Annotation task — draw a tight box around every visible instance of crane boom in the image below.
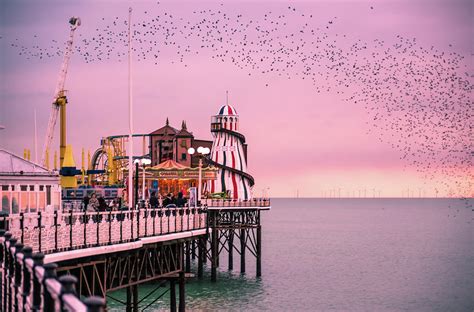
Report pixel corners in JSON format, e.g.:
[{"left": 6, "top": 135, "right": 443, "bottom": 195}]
[{"left": 42, "top": 17, "right": 81, "bottom": 167}]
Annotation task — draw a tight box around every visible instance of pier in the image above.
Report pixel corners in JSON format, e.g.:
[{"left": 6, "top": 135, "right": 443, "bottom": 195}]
[{"left": 0, "top": 199, "right": 270, "bottom": 311}]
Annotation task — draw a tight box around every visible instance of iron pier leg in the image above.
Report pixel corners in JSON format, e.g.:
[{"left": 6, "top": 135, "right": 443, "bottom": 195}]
[
  {"left": 185, "top": 241, "right": 191, "bottom": 273},
  {"left": 211, "top": 227, "right": 218, "bottom": 282},
  {"left": 126, "top": 286, "right": 132, "bottom": 312},
  {"left": 228, "top": 229, "right": 234, "bottom": 271},
  {"left": 170, "top": 279, "right": 177, "bottom": 312},
  {"left": 256, "top": 224, "right": 262, "bottom": 277},
  {"left": 132, "top": 284, "right": 138, "bottom": 312},
  {"left": 178, "top": 271, "right": 185, "bottom": 312},
  {"left": 191, "top": 240, "right": 196, "bottom": 260},
  {"left": 197, "top": 237, "right": 204, "bottom": 278},
  {"left": 202, "top": 238, "right": 207, "bottom": 264},
  {"left": 240, "top": 228, "right": 246, "bottom": 274}
]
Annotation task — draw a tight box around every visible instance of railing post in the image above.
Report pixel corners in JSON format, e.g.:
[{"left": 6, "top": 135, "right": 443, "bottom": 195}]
[
  {"left": 14, "top": 243, "right": 24, "bottom": 312},
  {"left": 0, "top": 230, "right": 5, "bottom": 311},
  {"left": 21, "top": 246, "right": 33, "bottom": 311},
  {"left": 42, "top": 263, "right": 58, "bottom": 312},
  {"left": 54, "top": 211, "right": 59, "bottom": 252},
  {"left": 120, "top": 209, "right": 123, "bottom": 243},
  {"left": 2, "top": 232, "right": 12, "bottom": 312},
  {"left": 108, "top": 210, "right": 112, "bottom": 245},
  {"left": 144, "top": 207, "right": 148, "bottom": 237},
  {"left": 83, "top": 296, "right": 106, "bottom": 312},
  {"left": 20, "top": 212, "right": 24, "bottom": 243},
  {"left": 59, "top": 275, "right": 77, "bottom": 311},
  {"left": 136, "top": 208, "right": 140, "bottom": 240},
  {"left": 96, "top": 211, "right": 100, "bottom": 246},
  {"left": 31, "top": 253, "right": 45, "bottom": 311},
  {"left": 83, "top": 210, "right": 88, "bottom": 248},
  {"left": 37, "top": 212, "right": 42, "bottom": 253},
  {"left": 69, "top": 209, "right": 73, "bottom": 250},
  {"left": 130, "top": 209, "right": 134, "bottom": 241},
  {"left": 7, "top": 238, "right": 18, "bottom": 312}
]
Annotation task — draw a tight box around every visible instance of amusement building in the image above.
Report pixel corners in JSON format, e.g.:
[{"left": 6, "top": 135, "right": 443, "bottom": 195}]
[{"left": 1, "top": 103, "right": 255, "bottom": 212}]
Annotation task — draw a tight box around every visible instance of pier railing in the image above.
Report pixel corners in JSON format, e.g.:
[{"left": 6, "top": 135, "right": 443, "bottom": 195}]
[
  {"left": 0, "top": 207, "right": 206, "bottom": 254},
  {"left": 1, "top": 231, "right": 106, "bottom": 311},
  {"left": 204, "top": 198, "right": 271, "bottom": 208}
]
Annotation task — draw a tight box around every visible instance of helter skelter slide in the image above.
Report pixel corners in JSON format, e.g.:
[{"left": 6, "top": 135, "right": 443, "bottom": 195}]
[{"left": 206, "top": 104, "right": 255, "bottom": 200}]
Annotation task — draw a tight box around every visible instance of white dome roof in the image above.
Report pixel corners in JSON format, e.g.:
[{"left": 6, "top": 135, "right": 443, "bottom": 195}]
[{"left": 217, "top": 104, "right": 238, "bottom": 116}]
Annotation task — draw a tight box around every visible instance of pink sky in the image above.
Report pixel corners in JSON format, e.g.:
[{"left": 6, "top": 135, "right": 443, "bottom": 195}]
[{"left": 0, "top": 0, "right": 472, "bottom": 197}]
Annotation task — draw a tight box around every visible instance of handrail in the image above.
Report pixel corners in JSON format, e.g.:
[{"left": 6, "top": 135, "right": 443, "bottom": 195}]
[
  {"left": 0, "top": 231, "right": 105, "bottom": 311},
  {"left": 0, "top": 206, "right": 207, "bottom": 254}
]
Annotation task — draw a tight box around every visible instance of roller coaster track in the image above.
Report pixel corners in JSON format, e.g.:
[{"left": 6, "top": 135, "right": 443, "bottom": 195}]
[{"left": 208, "top": 127, "right": 255, "bottom": 187}]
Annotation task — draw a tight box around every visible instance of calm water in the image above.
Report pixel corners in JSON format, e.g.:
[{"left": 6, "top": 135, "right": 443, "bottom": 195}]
[{"left": 108, "top": 198, "right": 473, "bottom": 311}]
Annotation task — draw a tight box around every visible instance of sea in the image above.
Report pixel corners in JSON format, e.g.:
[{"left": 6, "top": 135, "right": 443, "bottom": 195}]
[{"left": 108, "top": 198, "right": 474, "bottom": 311}]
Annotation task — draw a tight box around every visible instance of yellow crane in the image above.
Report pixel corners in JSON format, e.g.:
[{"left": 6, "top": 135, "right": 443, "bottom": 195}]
[{"left": 42, "top": 17, "right": 81, "bottom": 187}]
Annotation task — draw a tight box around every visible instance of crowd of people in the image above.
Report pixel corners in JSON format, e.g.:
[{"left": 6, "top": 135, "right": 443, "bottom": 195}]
[{"left": 82, "top": 191, "right": 188, "bottom": 212}]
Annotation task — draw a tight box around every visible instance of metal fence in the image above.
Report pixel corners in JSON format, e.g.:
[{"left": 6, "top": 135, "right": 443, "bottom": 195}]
[
  {"left": 0, "top": 207, "right": 207, "bottom": 254},
  {"left": 1, "top": 231, "right": 106, "bottom": 311},
  {"left": 204, "top": 198, "right": 271, "bottom": 208}
]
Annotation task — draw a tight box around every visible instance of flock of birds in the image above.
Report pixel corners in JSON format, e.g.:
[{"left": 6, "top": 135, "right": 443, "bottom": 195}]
[{"left": 4, "top": 3, "right": 473, "bottom": 200}]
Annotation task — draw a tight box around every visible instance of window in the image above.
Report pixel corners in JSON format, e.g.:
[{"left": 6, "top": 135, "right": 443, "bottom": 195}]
[
  {"left": 46, "top": 186, "right": 51, "bottom": 205},
  {"left": 181, "top": 153, "right": 187, "bottom": 160},
  {"left": 1, "top": 185, "right": 8, "bottom": 191},
  {"left": 39, "top": 185, "right": 44, "bottom": 191},
  {"left": 11, "top": 185, "right": 15, "bottom": 191},
  {"left": 29, "top": 185, "right": 35, "bottom": 191},
  {"left": 20, "top": 185, "right": 28, "bottom": 191}
]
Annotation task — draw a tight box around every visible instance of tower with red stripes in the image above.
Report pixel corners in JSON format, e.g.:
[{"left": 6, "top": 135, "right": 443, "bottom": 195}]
[{"left": 206, "top": 104, "right": 254, "bottom": 200}]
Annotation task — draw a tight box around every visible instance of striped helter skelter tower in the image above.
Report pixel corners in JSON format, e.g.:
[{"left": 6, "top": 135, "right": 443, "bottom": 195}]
[{"left": 206, "top": 104, "right": 254, "bottom": 200}]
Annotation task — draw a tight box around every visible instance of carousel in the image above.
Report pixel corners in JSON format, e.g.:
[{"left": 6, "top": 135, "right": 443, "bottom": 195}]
[{"left": 135, "top": 159, "right": 218, "bottom": 198}]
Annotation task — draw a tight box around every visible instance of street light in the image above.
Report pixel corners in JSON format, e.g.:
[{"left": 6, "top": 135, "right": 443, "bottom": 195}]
[
  {"left": 188, "top": 146, "right": 210, "bottom": 203},
  {"left": 134, "top": 158, "right": 151, "bottom": 201}
]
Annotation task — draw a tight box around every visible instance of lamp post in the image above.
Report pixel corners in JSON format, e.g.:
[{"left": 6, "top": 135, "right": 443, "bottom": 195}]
[
  {"left": 188, "top": 146, "right": 210, "bottom": 204},
  {"left": 134, "top": 158, "right": 151, "bottom": 201}
]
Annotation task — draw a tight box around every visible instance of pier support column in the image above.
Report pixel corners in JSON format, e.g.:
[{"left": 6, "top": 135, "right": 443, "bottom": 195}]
[
  {"left": 198, "top": 237, "right": 204, "bottom": 278},
  {"left": 211, "top": 228, "right": 218, "bottom": 282},
  {"left": 170, "top": 279, "right": 176, "bottom": 312},
  {"left": 228, "top": 229, "right": 234, "bottom": 271},
  {"left": 126, "top": 286, "right": 132, "bottom": 312},
  {"left": 132, "top": 284, "right": 138, "bottom": 312},
  {"left": 240, "top": 228, "right": 246, "bottom": 274},
  {"left": 185, "top": 241, "right": 191, "bottom": 273},
  {"left": 256, "top": 224, "right": 262, "bottom": 277},
  {"left": 178, "top": 271, "right": 185, "bottom": 312},
  {"left": 191, "top": 240, "right": 196, "bottom": 260}
]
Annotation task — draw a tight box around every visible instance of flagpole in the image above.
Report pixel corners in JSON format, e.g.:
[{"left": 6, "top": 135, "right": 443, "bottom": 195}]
[{"left": 128, "top": 7, "right": 134, "bottom": 208}]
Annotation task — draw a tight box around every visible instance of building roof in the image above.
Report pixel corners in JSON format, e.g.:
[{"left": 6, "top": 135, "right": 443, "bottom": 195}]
[
  {"left": 0, "top": 149, "right": 55, "bottom": 176},
  {"left": 176, "top": 121, "right": 193, "bottom": 138},
  {"left": 150, "top": 159, "right": 189, "bottom": 170},
  {"left": 150, "top": 118, "right": 178, "bottom": 136},
  {"left": 217, "top": 104, "right": 238, "bottom": 116}
]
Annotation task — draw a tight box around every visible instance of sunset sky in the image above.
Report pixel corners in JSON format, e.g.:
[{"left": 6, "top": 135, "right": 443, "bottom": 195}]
[{"left": 0, "top": 0, "right": 472, "bottom": 197}]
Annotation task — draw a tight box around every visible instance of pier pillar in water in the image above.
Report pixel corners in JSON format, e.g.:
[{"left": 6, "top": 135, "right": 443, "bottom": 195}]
[
  {"left": 228, "top": 229, "right": 234, "bottom": 271},
  {"left": 257, "top": 224, "right": 262, "bottom": 277},
  {"left": 185, "top": 241, "right": 191, "bottom": 273},
  {"left": 240, "top": 228, "right": 246, "bottom": 274},
  {"left": 132, "top": 284, "right": 138, "bottom": 312},
  {"left": 178, "top": 271, "right": 185, "bottom": 312},
  {"left": 211, "top": 227, "right": 218, "bottom": 282},
  {"left": 191, "top": 240, "right": 196, "bottom": 260},
  {"left": 126, "top": 286, "right": 131, "bottom": 312},
  {"left": 198, "top": 237, "right": 204, "bottom": 278},
  {"left": 170, "top": 279, "right": 177, "bottom": 312}
]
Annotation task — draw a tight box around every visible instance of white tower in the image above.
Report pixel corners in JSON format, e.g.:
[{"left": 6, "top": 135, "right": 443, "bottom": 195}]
[{"left": 207, "top": 104, "right": 253, "bottom": 200}]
